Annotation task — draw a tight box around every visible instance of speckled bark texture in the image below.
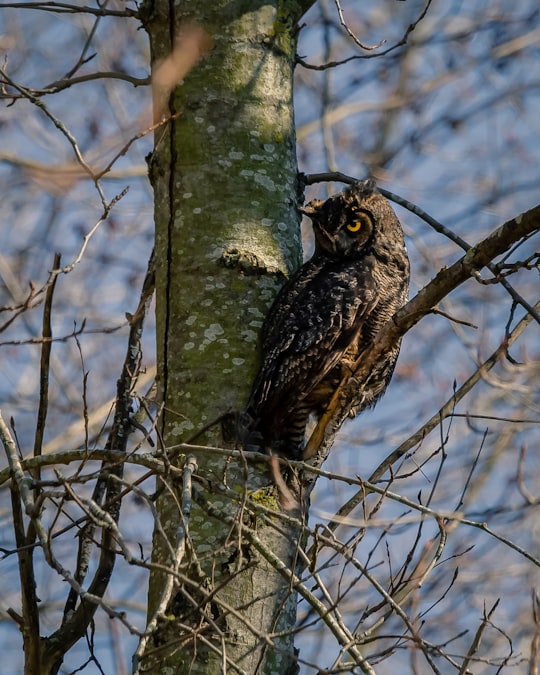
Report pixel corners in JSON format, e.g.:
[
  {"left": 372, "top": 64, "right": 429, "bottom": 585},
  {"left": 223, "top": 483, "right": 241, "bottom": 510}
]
[{"left": 140, "top": 1, "right": 304, "bottom": 673}]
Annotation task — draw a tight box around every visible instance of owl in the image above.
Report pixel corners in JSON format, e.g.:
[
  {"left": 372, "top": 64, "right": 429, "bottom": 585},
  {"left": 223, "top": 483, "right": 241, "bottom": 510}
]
[{"left": 244, "top": 179, "right": 410, "bottom": 460}]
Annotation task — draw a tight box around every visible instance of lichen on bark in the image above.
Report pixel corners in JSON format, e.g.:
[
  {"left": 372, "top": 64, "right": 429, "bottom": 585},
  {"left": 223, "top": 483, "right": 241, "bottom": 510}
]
[{"left": 141, "top": 1, "right": 305, "bottom": 672}]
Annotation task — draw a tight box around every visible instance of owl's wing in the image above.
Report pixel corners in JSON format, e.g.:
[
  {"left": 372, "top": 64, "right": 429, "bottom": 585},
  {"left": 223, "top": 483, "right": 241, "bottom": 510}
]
[
  {"left": 258, "top": 258, "right": 321, "bottom": 352},
  {"left": 249, "top": 258, "right": 378, "bottom": 416}
]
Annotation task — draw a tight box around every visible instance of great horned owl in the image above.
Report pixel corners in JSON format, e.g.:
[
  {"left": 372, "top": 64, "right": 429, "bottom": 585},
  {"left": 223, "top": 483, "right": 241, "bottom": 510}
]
[{"left": 245, "top": 179, "right": 410, "bottom": 459}]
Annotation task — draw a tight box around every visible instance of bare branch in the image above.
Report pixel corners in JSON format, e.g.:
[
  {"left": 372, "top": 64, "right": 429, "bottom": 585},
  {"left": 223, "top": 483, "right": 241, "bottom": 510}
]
[
  {"left": 40, "top": 251, "right": 155, "bottom": 670},
  {"left": 33, "top": 252, "right": 61, "bottom": 470},
  {"left": 133, "top": 455, "right": 198, "bottom": 673},
  {"left": 2, "top": 412, "right": 42, "bottom": 673},
  {"left": 22, "top": 70, "right": 150, "bottom": 97},
  {"left": 321, "top": 298, "right": 540, "bottom": 533},
  {"left": 192, "top": 484, "right": 377, "bottom": 675},
  {"left": 0, "top": 412, "right": 35, "bottom": 515},
  {"left": 0, "top": 2, "right": 138, "bottom": 17}
]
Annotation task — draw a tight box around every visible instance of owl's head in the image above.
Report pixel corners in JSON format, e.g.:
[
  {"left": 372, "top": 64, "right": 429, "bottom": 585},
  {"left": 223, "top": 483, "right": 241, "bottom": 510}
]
[{"left": 303, "top": 179, "right": 402, "bottom": 260}]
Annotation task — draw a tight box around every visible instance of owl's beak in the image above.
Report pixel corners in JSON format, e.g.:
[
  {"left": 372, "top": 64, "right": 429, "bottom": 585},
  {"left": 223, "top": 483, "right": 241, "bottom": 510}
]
[{"left": 312, "top": 220, "right": 334, "bottom": 252}]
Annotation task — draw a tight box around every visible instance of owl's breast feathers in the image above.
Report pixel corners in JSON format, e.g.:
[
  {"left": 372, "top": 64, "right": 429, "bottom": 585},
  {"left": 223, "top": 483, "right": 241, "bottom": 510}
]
[{"left": 248, "top": 253, "right": 381, "bottom": 420}]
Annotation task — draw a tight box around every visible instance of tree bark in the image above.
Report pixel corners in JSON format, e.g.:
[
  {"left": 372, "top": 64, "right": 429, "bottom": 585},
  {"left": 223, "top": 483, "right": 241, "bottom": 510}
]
[{"left": 140, "top": 1, "right": 304, "bottom": 672}]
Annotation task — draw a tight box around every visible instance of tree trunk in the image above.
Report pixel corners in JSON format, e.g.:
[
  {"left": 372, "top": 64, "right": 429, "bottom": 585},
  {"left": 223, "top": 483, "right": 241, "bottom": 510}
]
[{"left": 140, "top": 1, "right": 304, "bottom": 672}]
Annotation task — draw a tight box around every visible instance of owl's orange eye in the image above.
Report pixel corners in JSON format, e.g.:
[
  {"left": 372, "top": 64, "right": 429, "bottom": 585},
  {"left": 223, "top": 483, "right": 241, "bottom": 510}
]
[{"left": 347, "top": 220, "right": 362, "bottom": 233}]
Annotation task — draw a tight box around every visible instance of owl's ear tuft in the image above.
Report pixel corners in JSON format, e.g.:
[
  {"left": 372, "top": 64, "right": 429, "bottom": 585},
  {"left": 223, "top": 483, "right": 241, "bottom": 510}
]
[
  {"left": 301, "top": 199, "right": 325, "bottom": 219},
  {"left": 347, "top": 179, "right": 377, "bottom": 202}
]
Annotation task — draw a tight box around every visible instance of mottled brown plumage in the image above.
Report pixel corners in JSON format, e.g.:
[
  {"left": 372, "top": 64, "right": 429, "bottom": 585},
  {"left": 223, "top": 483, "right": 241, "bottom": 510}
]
[{"left": 245, "top": 179, "right": 410, "bottom": 459}]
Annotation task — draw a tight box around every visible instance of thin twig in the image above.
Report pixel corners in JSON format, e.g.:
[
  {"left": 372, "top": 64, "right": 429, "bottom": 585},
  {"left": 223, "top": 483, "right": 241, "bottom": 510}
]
[
  {"left": 192, "top": 485, "right": 377, "bottom": 675},
  {"left": 63, "top": 1, "right": 103, "bottom": 80},
  {"left": 95, "top": 115, "right": 181, "bottom": 180},
  {"left": 318, "top": 298, "right": 539, "bottom": 537},
  {"left": 431, "top": 307, "right": 478, "bottom": 329},
  {"left": 458, "top": 600, "right": 500, "bottom": 675},
  {"left": 60, "top": 187, "right": 129, "bottom": 275},
  {"left": 33, "top": 71, "right": 149, "bottom": 95},
  {"left": 333, "top": 0, "right": 386, "bottom": 51},
  {"left": 132, "top": 455, "right": 198, "bottom": 673},
  {"left": 297, "top": 0, "right": 433, "bottom": 69},
  {"left": 0, "top": 2, "right": 138, "bottom": 17},
  {"left": 33, "top": 252, "right": 61, "bottom": 474},
  {"left": 0, "top": 66, "right": 107, "bottom": 206},
  {"left": 0, "top": 411, "right": 34, "bottom": 514},
  {"left": 0, "top": 320, "right": 130, "bottom": 347}
]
